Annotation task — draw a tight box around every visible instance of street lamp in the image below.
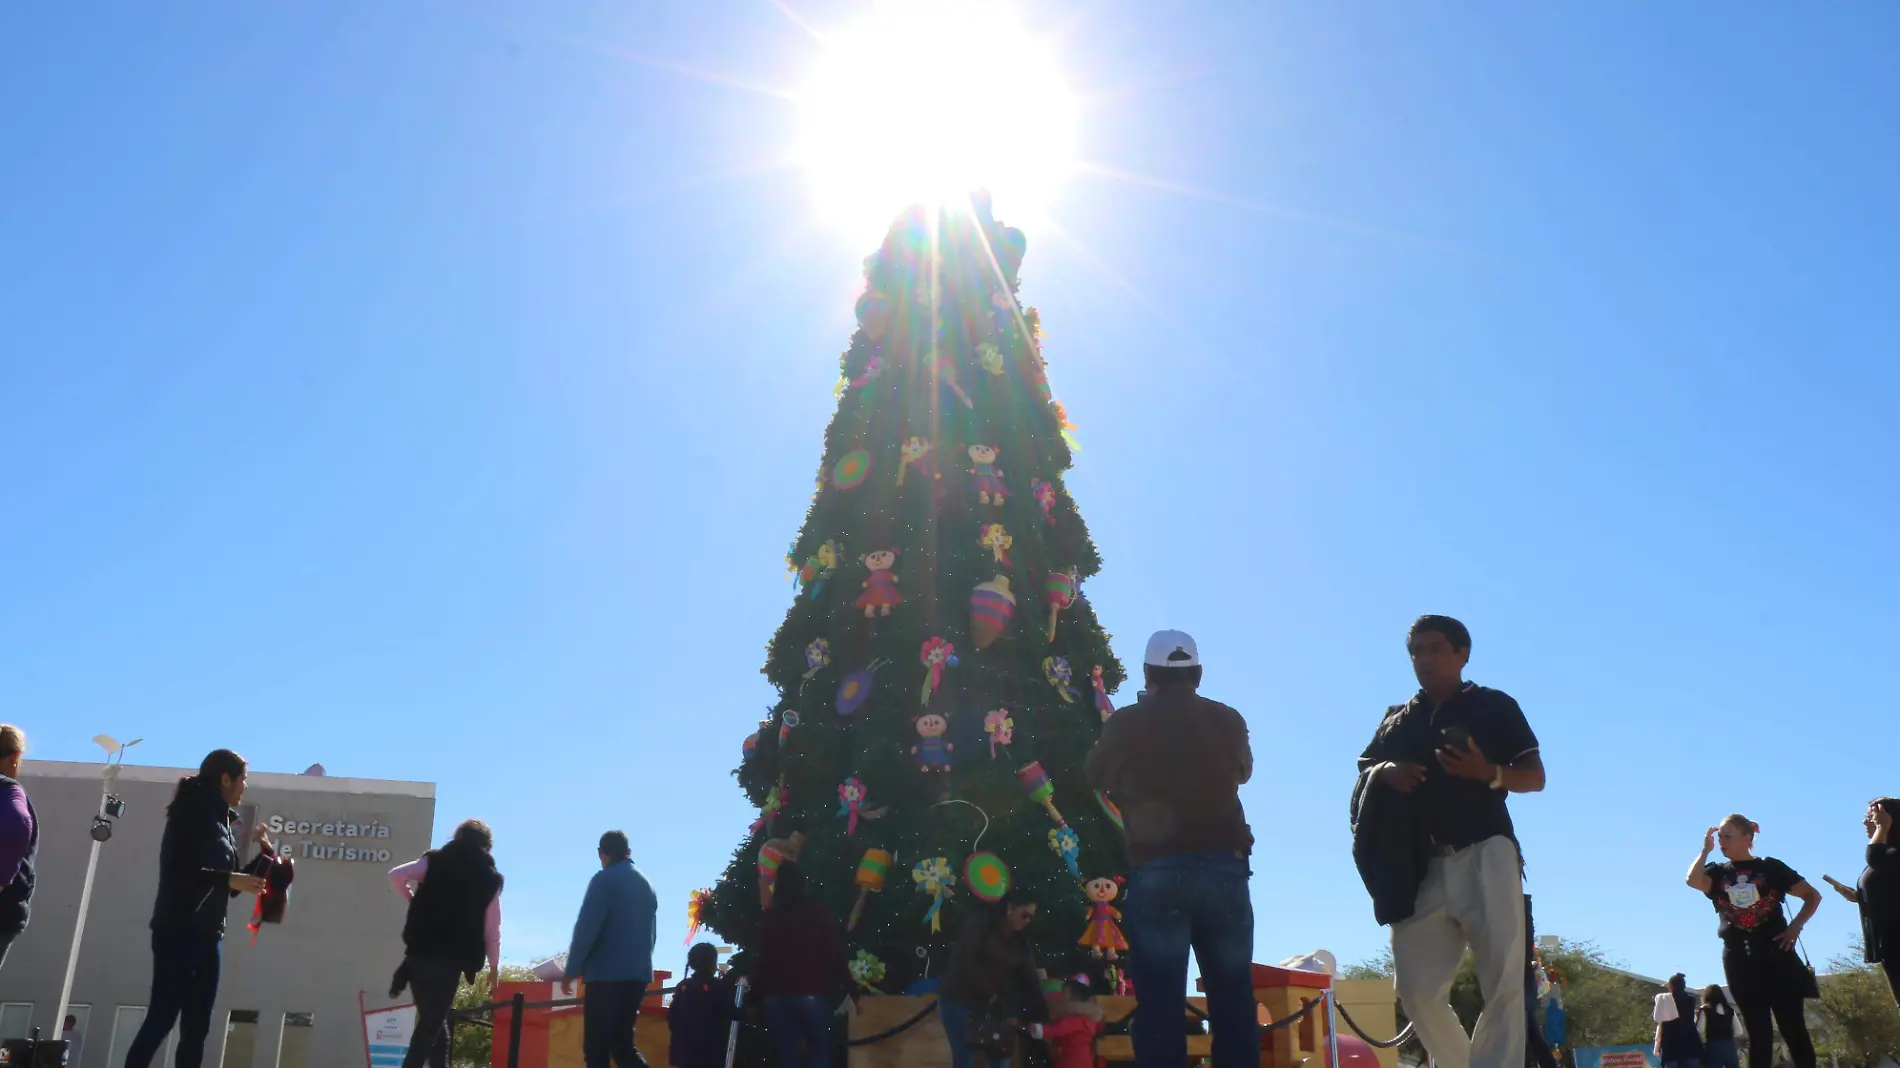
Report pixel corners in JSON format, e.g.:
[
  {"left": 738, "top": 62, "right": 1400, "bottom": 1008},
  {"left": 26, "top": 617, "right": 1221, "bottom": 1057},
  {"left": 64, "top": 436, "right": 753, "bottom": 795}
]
[{"left": 52, "top": 735, "right": 141, "bottom": 1031}]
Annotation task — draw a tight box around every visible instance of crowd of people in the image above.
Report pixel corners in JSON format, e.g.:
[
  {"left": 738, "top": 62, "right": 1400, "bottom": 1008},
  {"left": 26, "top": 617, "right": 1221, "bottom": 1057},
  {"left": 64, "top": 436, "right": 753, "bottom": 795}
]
[{"left": 0, "top": 614, "right": 1895, "bottom": 1068}]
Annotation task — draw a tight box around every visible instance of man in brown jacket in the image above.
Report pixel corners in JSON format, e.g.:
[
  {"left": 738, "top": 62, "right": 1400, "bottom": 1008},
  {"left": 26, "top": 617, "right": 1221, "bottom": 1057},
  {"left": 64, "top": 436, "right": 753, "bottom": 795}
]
[{"left": 1086, "top": 630, "right": 1257, "bottom": 1068}]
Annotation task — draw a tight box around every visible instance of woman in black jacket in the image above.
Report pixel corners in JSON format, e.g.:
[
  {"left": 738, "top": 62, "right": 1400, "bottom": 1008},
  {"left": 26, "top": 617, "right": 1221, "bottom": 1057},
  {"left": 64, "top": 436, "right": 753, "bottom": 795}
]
[
  {"left": 938, "top": 891, "right": 1049, "bottom": 1068},
  {"left": 1823, "top": 797, "right": 1900, "bottom": 1005},
  {"left": 124, "top": 750, "right": 271, "bottom": 1068}
]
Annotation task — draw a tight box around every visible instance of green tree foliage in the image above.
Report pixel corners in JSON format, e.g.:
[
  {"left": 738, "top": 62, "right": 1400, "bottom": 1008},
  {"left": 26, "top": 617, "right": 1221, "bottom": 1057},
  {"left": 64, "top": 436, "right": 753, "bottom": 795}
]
[
  {"left": 1815, "top": 947, "right": 1900, "bottom": 1068},
  {"left": 451, "top": 965, "right": 538, "bottom": 1068},
  {"left": 705, "top": 197, "right": 1128, "bottom": 992}
]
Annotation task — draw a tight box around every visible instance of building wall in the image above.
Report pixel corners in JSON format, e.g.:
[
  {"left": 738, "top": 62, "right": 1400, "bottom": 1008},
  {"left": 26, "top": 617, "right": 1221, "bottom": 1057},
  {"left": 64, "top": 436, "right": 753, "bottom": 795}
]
[{"left": 0, "top": 761, "right": 434, "bottom": 1068}]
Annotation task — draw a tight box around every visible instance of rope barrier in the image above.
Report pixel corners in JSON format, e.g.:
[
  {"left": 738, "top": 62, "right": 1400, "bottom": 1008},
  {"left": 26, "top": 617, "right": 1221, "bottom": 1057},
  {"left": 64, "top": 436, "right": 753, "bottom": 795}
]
[
  {"left": 1097, "top": 988, "right": 1324, "bottom": 1037},
  {"left": 1334, "top": 1000, "right": 1417, "bottom": 1050},
  {"left": 843, "top": 999, "right": 939, "bottom": 1046}
]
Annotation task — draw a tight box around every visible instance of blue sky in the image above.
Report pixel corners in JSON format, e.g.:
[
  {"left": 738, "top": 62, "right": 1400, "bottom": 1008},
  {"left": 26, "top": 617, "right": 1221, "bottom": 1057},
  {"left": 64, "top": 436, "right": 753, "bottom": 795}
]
[{"left": 4, "top": 1, "right": 1898, "bottom": 987}]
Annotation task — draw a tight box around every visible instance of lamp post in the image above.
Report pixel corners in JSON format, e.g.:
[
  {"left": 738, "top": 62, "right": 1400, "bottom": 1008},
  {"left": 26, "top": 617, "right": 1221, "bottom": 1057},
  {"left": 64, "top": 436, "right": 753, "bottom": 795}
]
[{"left": 52, "top": 735, "right": 140, "bottom": 1031}]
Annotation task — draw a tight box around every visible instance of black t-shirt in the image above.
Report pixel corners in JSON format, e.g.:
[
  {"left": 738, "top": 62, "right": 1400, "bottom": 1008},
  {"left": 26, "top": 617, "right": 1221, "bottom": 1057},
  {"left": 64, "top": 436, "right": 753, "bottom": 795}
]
[
  {"left": 1859, "top": 842, "right": 1900, "bottom": 965},
  {"left": 1358, "top": 683, "right": 1540, "bottom": 850},
  {"left": 1703, "top": 857, "right": 1801, "bottom": 946},
  {"left": 1700, "top": 1001, "right": 1735, "bottom": 1043}
]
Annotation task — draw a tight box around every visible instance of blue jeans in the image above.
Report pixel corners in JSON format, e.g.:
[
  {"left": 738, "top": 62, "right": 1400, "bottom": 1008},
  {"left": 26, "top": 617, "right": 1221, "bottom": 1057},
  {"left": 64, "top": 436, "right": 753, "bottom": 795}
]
[
  {"left": 938, "top": 999, "right": 1009, "bottom": 1068},
  {"left": 762, "top": 995, "right": 831, "bottom": 1068},
  {"left": 1123, "top": 851, "right": 1259, "bottom": 1068},
  {"left": 124, "top": 926, "right": 222, "bottom": 1068},
  {"left": 1707, "top": 1039, "right": 1741, "bottom": 1068}
]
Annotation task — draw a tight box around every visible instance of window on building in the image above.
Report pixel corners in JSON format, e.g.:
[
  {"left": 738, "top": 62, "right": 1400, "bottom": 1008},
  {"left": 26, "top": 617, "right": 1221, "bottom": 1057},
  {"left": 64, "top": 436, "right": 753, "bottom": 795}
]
[
  {"left": 108, "top": 1007, "right": 177, "bottom": 1068},
  {"left": 275, "top": 1013, "right": 314, "bottom": 1068},
  {"left": 220, "top": 1011, "right": 260, "bottom": 1068},
  {"left": 63, "top": 1005, "right": 92, "bottom": 1068},
  {"left": 0, "top": 1003, "right": 34, "bottom": 1042}
]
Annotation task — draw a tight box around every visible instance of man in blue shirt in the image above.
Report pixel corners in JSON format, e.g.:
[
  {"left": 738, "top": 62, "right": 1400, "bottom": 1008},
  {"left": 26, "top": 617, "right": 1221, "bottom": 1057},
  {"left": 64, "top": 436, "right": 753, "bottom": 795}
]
[{"left": 566, "top": 830, "right": 658, "bottom": 1068}]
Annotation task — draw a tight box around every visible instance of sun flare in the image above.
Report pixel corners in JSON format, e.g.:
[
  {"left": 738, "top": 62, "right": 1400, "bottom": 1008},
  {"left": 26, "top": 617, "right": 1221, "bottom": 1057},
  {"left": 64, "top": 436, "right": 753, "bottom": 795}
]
[{"left": 798, "top": 0, "right": 1078, "bottom": 237}]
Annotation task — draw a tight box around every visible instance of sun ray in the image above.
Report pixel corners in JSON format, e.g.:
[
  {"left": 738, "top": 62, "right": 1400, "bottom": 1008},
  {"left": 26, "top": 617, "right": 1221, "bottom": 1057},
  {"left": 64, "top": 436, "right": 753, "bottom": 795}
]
[
  {"left": 464, "top": 9, "right": 799, "bottom": 101},
  {"left": 761, "top": 0, "right": 828, "bottom": 45},
  {"left": 1073, "top": 160, "right": 1476, "bottom": 255}
]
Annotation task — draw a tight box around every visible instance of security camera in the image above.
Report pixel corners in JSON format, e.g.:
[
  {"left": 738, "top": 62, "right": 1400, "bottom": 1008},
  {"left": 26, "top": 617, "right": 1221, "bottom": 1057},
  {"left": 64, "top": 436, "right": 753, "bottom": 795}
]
[
  {"left": 89, "top": 817, "right": 113, "bottom": 843},
  {"left": 104, "top": 795, "right": 127, "bottom": 819}
]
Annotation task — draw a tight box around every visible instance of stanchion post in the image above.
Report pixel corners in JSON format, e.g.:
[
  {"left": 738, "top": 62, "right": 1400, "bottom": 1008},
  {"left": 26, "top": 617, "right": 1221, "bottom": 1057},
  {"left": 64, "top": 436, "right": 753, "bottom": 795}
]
[
  {"left": 1326, "top": 989, "right": 1343, "bottom": 1068},
  {"left": 506, "top": 992, "right": 525, "bottom": 1068}
]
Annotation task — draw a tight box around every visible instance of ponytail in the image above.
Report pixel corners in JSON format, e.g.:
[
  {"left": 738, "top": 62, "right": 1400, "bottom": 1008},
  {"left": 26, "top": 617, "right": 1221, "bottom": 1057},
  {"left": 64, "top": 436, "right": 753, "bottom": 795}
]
[{"left": 170, "top": 749, "right": 247, "bottom": 812}]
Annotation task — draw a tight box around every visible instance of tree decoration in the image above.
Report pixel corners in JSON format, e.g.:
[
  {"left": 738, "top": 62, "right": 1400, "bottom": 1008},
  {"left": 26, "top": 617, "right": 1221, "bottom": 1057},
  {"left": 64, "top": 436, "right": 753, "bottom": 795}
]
[
  {"left": 978, "top": 522, "right": 1014, "bottom": 565},
  {"left": 798, "top": 541, "right": 842, "bottom": 600},
  {"left": 1017, "top": 761, "right": 1065, "bottom": 824},
  {"left": 912, "top": 857, "right": 956, "bottom": 933},
  {"left": 969, "top": 576, "right": 1017, "bottom": 650},
  {"left": 1048, "top": 824, "right": 1082, "bottom": 880},
  {"left": 967, "top": 444, "right": 1008, "bottom": 505},
  {"left": 757, "top": 829, "right": 805, "bottom": 906},
  {"left": 924, "top": 351, "right": 974, "bottom": 409},
  {"left": 856, "top": 290, "right": 893, "bottom": 341},
  {"left": 838, "top": 777, "right": 868, "bottom": 836},
  {"left": 911, "top": 712, "right": 953, "bottom": 772},
  {"left": 848, "top": 352, "right": 882, "bottom": 390},
  {"left": 749, "top": 778, "right": 788, "bottom": 835},
  {"left": 848, "top": 848, "right": 892, "bottom": 931},
  {"left": 1031, "top": 479, "right": 1057, "bottom": 524},
  {"left": 964, "top": 852, "right": 1013, "bottom": 903},
  {"left": 1043, "top": 656, "right": 1080, "bottom": 703},
  {"left": 741, "top": 732, "right": 758, "bottom": 764},
  {"left": 855, "top": 549, "right": 902, "bottom": 617},
  {"left": 836, "top": 658, "right": 892, "bottom": 718},
  {"left": 1095, "top": 791, "right": 1125, "bottom": 833},
  {"left": 1044, "top": 568, "right": 1077, "bottom": 640},
  {"left": 1052, "top": 401, "right": 1082, "bottom": 453},
  {"left": 919, "top": 637, "right": 957, "bottom": 704},
  {"left": 977, "top": 341, "right": 1006, "bottom": 376},
  {"left": 778, "top": 709, "right": 800, "bottom": 747},
  {"left": 685, "top": 888, "right": 714, "bottom": 945},
  {"left": 801, "top": 639, "right": 831, "bottom": 690},
  {"left": 1080, "top": 877, "right": 1128, "bottom": 960},
  {"left": 833, "top": 449, "right": 873, "bottom": 491},
  {"left": 1092, "top": 665, "right": 1114, "bottom": 721},
  {"left": 984, "top": 708, "right": 1015, "bottom": 758},
  {"left": 849, "top": 950, "right": 889, "bottom": 995},
  {"left": 897, "top": 437, "right": 933, "bottom": 486}
]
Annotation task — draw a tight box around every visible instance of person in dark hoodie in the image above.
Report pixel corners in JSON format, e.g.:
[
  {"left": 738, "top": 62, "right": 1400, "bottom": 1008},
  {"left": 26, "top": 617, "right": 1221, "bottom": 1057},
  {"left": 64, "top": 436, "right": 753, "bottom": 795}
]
[
  {"left": 388, "top": 819, "right": 505, "bottom": 1068},
  {"left": 0, "top": 725, "right": 36, "bottom": 970},
  {"left": 123, "top": 749, "right": 273, "bottom": 1068},
  {"left": 667, "top": 943, "right": 733, "bottom": 1068}
]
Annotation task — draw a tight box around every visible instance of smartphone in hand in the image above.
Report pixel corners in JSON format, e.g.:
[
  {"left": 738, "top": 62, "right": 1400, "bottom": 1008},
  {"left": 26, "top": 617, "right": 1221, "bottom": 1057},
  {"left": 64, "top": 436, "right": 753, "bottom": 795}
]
[{"left": 1439, "top": 725, "right": 1471, "bottom": 751}]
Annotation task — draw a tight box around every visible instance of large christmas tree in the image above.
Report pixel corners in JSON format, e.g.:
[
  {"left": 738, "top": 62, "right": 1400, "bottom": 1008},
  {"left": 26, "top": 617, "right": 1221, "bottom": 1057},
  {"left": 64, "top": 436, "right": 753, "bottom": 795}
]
[{"left": 707, "top": 194, "right": 1128, "bottom": 998}]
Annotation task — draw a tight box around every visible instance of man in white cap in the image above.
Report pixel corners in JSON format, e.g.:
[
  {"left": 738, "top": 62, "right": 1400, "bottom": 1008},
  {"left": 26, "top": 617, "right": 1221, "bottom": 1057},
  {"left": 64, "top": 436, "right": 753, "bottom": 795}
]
[{"left": 1086, "top": 630, "right": 1257, "bottom": 1068}]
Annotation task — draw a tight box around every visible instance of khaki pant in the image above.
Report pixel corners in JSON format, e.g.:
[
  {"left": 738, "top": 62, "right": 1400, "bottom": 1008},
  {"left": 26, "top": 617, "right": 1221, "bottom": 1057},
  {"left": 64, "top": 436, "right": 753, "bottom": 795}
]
[{"left": 1391, "top": 835, "right": 1526, "bottom": 1068}]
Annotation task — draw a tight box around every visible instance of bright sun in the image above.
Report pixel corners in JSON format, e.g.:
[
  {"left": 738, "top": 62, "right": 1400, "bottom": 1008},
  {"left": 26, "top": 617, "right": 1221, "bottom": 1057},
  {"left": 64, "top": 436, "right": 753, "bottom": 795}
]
[{"left": 798, "top": 0, "right": 1078, "bottom": 235}]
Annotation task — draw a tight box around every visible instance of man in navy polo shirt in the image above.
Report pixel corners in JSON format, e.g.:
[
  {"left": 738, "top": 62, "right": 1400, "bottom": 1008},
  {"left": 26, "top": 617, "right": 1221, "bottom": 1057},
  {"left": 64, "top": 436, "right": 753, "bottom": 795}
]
[{"left": 1357, "top": 616, "right": 1545, "bottom": 1068}]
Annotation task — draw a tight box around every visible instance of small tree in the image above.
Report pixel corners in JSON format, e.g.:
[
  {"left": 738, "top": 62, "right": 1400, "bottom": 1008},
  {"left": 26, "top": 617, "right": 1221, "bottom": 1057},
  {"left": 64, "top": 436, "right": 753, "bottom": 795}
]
[
  {"left": 450, "top": 966, "right": 539, "bottom": 1068},
  {"left": 1816, "top": 947, "right": 1900, "bottom": 1068}
]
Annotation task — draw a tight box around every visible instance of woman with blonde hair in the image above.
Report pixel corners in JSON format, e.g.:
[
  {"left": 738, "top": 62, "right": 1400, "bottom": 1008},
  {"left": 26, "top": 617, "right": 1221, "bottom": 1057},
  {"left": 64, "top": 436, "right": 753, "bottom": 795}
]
[
  {"left": 1686, "top": 814, "right": 1821, "bottom": 1068},
  {"left": 0, "top": 726, "right": 35, "bottom": 969}
]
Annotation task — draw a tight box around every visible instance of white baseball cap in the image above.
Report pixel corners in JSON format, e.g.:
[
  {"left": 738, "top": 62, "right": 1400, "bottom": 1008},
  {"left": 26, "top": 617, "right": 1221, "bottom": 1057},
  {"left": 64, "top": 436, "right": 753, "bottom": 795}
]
[{"left": 1143, "top": 629, "right": 1200, "bottom": 668}]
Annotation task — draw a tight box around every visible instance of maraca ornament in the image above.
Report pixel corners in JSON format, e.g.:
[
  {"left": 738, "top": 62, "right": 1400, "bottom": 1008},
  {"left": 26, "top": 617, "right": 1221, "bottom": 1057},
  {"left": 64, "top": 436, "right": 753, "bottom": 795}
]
[{"left": 969, "top": 577, "right": 1017, "bottom": 650}]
